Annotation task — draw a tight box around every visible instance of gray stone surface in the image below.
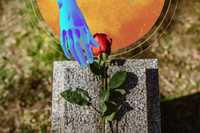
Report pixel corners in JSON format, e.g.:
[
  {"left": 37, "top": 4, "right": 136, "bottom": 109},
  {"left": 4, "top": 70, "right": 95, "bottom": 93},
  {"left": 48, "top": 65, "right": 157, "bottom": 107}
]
[{"left": 52, "top": 59, "right": 160, "bottom": 133}]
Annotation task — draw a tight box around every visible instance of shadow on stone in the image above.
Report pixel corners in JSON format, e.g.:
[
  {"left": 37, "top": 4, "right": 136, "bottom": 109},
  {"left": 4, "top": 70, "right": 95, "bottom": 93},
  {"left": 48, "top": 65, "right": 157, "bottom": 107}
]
[
  {"left": 109, "top": 72, "right": 138, "bottom": 133},
  {"left": 124, "top": 72, "right": 139, "bottom": 94},
  {"left": 110, "top": 59, "right": 126, "bottom": 66},
  {"left": 113, "top": 72, "right": 138, "bottom": 121},
  {"left": 161, "top": 93, "right": 200, "bottom": 133}
]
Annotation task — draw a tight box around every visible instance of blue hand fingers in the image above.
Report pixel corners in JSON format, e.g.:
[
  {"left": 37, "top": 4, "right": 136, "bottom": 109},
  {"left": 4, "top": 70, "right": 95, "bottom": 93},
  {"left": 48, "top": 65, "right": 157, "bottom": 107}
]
[
  {"left": 57, "top": 0, "right": 98, "bottom": 66},
  {"left": 74, "top": 41, "right": 87, "bottom": 67},
  {"left": 80, "top": 28, "right": 97, "bottom": 63},
  {"left": 68, "top": 29, "right": 86, "bottom": 66},
  {"left": 82, "top": 27, "right": 90, "bottom": 44},
  {"left": 74, "top": 29, "right": 80, "bottom": 46},
  {"left": 83, "top": 27, "right": 99, "bottom": 48},
  {"left": 61, "top": 30, "right": 70, "bottom": 58},
  {"left": 90, "top": 38, "right": 99, "bottom": 48},
  {"left": 85, "top": 44, "right": 94, "bottom": 64},
  {"left": 67, "top": 32, "right": 81, "bottom": 65},
  {"left": 73, "top": 29, "right": 87, "bottom": 66},
  {"left": 70, "top": 43, "right": 82, "bottom": 65},
  {"left": 77, "top": 29, "right": 93, "bottom": 64},
  {"left": 57, "top": 0, "right": 62, "bottom": 9}
]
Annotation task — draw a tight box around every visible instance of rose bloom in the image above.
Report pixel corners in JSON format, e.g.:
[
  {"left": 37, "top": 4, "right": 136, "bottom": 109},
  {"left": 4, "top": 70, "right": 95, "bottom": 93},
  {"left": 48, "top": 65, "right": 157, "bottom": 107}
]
[{"left": 92, "top": 33, "right": 112, "bottom": 56}]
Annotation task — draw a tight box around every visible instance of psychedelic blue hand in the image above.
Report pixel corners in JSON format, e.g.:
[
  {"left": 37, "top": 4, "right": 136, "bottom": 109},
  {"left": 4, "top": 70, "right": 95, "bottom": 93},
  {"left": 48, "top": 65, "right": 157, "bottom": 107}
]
[{"left": 57, "top": 0, "right": 99, "bottom": 67}]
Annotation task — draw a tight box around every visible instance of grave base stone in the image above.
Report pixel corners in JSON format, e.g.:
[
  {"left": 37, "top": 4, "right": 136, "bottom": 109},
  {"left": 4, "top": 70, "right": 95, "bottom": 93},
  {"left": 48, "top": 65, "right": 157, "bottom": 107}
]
[{"left": 52, "top": 59, "right": 161, "bottom": 133}]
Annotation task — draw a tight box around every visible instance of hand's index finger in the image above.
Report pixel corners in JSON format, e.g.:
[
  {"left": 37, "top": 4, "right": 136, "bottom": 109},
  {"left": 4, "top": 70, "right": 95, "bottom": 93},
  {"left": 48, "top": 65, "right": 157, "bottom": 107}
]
[
  {"left": 61, "top": 30, "right": 71, "bottom": 58},
  {"left": 68, "top": 29, "right": 87, "bottom": 67},
  {"left": 73, "top": 29, "right": 87, "bottom": 66},
  {"left": 90, "top": 38, "right": 99, "bottom": 48}
]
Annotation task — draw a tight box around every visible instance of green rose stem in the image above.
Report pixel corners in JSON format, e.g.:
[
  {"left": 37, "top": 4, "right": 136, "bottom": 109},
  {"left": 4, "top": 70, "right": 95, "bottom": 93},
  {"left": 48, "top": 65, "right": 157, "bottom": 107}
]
[
  {"left": 61, "top": 34, "right": 128, "bottom": 133},
  {"left": 102, "top": 60, "right": 107, "bottom": 133},
  {"left": 89, "top": 103, "right": 101, "bottom": 114},
  {"left": 102, "top": 61, "right": 115, "bottom": 133}
]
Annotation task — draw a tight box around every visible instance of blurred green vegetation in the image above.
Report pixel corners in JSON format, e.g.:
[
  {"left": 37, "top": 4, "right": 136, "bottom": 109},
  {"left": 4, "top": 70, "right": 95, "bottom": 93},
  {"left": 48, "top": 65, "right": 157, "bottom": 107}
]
[
  {"left": 0, "top": 0, "right": 200, "bottom": 132},
  {"left": 0, "top": 0, "right": 65, "bottom": 132}
]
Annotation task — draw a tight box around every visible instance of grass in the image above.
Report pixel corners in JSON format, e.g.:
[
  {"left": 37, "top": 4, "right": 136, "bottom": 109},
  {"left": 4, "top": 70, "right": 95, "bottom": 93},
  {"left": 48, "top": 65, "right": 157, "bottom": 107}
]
[
  {"left": 0, "top": 0, "right": 200, "bottom": 132},
  {"left": 0, "top": 0, "right": 65, "bottom": 132}
]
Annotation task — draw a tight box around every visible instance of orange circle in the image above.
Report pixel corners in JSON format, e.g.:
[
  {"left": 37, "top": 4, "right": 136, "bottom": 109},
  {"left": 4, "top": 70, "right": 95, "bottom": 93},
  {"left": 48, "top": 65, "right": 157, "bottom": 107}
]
[{"left": 36, "top": 0, "right": 164, "bottom": 52}]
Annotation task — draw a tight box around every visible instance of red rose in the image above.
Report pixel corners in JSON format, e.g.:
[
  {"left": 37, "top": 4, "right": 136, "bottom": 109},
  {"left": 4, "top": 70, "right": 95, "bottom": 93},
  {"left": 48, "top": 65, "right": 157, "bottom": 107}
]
[{"left": 92, "top": 33, "right": 112, "bottom": 56}]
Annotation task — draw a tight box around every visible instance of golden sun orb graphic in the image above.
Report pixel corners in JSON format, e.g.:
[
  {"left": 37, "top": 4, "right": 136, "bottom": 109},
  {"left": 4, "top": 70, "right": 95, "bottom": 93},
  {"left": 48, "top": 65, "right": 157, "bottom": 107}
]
[{"left": 35, "top": 0, "right": 165, "bottom": 55}]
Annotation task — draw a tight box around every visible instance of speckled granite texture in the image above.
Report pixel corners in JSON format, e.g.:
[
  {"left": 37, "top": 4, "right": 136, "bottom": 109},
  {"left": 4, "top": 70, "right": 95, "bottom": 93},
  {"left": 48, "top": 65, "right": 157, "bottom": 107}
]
[{"left": 52, "top": 59, "right": 160, "bottom": 133}]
